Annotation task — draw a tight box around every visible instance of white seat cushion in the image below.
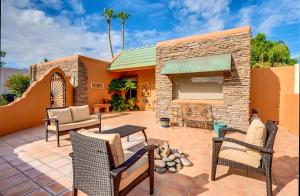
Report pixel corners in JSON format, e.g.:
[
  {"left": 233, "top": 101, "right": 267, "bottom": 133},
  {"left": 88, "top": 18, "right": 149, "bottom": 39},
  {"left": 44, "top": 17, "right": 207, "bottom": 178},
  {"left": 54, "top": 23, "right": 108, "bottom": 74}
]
[
  {"left": 119, "top": 150, "right": 149, "bottom": 191},
  {"left": 219, "top": 141, "right": 261, "bottom": 168},
  {"left": 47, "top": 108, "right": 73, "bottom": 124},
  {"left": 245, "top": 119, "right": 267, "bottom": 160},
  {"left": 70, "top": 105, "right": 90, "bottom": 122},
  {"left": 77, "top": 130, "right": 125, "bottom": 168},
  {"left": 48, "top": 118, "right": 100, "bottom": 131}
]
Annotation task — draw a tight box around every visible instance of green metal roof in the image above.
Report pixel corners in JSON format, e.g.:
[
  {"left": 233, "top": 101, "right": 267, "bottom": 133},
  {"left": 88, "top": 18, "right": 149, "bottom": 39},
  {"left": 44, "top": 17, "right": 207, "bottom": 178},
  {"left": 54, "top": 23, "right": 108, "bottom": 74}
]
[
  {"left": 160, "top": 54, "right": 231, "bottom": 74},
  {"left": 108, "top": 45, "right": 156, "bottom": 71}
]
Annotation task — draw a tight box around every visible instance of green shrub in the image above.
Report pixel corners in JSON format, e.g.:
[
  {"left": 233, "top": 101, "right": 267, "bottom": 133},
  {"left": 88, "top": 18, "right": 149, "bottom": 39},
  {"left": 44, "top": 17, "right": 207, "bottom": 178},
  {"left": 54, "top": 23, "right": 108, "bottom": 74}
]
[
  {"left": 5, "top": 74, "right": 30, "bottom": 97},
  {"left": 111, "top": 94, "right": 127, "bottom": 112},
  {"left": 110, "top": 95, "right": 139, "bottom": 112},
  {"left": 0, "top": 96, "right": 8, "bottom": 106}
]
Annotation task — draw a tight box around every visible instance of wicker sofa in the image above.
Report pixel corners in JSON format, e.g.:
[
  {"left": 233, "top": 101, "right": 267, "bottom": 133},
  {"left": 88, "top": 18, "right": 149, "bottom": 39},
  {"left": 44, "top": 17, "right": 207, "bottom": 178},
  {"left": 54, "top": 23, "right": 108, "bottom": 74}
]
[
  {"left": 211, "top": 119, "right": 278, "bottom": 196},
  {"left": 45, "top": 105, "right": 102, "bottom": 147},
  {"left": 70, "top": 131, "right": 156, "bottom": 196}
]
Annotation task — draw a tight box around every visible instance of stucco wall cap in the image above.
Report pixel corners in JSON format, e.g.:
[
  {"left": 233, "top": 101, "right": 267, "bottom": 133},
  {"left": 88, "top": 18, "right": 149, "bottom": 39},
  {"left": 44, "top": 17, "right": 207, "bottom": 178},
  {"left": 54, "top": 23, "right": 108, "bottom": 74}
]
[
  {"left": 156, "top": 26, "right": 251, "bottom": 47},
  {"left": 31, "top": 54, "right": 110, "bottom": 68}
]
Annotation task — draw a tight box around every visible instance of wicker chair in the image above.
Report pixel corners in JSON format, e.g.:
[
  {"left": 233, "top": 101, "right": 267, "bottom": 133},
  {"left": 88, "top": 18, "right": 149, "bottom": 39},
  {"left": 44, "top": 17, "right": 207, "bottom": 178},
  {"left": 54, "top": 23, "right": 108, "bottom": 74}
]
[
  {"left": 69, "top": 131, "right": 156, "bottom": 196},
  {"left": 211, "top": 120, "right": 278, "bottom": 196}
]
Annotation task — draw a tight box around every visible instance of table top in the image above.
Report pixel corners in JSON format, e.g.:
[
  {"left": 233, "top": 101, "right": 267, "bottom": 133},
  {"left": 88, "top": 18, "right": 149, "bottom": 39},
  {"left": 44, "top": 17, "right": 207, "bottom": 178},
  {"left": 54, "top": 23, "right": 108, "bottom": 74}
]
[{"left": 102, "top": 125, "right": 146, "bottom": 138}]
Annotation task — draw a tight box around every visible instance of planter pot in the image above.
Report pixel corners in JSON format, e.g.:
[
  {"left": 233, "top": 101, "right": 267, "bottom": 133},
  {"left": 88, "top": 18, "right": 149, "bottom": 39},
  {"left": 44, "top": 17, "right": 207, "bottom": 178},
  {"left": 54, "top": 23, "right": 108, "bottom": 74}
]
[
  {"left": 160, "top": 118, "right": 170, "bottom": 128},
  {"left": 213, "top": 122, "right": 227, "bottom": 137}
]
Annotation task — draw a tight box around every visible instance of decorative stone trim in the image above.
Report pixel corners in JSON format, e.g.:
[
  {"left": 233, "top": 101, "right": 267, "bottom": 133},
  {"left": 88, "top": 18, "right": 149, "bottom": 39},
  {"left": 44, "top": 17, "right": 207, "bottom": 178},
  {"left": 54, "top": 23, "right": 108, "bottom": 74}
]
[{"left": 30, "top": 56, "right": 88, "bottom": 106}]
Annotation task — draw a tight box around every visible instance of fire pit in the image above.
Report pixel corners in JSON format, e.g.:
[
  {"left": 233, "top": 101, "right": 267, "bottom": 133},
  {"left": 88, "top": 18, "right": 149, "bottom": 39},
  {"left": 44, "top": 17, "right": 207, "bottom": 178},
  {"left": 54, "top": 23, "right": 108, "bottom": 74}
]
[{"left": 154, "top": 142, "right": 193, "bottom": 174}]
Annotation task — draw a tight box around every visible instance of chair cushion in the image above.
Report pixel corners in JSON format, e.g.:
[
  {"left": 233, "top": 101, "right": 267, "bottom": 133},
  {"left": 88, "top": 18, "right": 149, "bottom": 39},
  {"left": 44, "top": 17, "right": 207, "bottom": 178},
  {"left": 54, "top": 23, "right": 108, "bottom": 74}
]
[
  {"left": 119, "top": 150, "right": 149, "bottom": 191},
  {"left": 70, "top": 105, "right": 90, "bottom": 122},
  {"left": 47, "top": 108, "right": 73, "bottom": 124},
  {"left": 48, "top": 117, "right": 100, "bottom": 131},
  {"left": 77, "top": 130, "right": 125, "bottom": 168},
  {"left": 245, "top": 119, "right": 267, "bottom": 159},
  {"left": 219, "top": 141, "right": 261, "bottom": 168}
]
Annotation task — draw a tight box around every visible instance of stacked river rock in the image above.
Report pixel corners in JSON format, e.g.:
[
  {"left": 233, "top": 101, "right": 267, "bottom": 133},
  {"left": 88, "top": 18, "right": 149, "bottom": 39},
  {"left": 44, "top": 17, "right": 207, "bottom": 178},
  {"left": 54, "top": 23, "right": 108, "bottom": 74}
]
[{"left": 154, "top": 142, "right": 193, "bottom": 174}]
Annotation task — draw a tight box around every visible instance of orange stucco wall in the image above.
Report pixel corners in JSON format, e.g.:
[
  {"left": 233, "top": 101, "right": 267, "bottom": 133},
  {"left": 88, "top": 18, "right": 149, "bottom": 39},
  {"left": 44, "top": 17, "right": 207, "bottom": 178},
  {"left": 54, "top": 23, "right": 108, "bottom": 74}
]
[
  {"left": 118, "top": 68, "right": 156, "bottom": 110},
  {"left": 250, "top": 66, "right": 298, "bottom": 134},
  {"left": 0, "top": 67, "right": 73, "bottom": 136},
  {"left": 79, "top": 57, "right": 120, "bottom": 110}
]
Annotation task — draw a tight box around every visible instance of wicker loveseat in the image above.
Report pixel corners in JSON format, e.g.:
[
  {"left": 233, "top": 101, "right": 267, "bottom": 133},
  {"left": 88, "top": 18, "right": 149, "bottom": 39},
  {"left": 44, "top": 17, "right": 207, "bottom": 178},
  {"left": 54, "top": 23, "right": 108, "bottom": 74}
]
[
  {"left": 211, "top": 119, "right": 278, "bottom": 196},
  {"left": 70, "top": 131, "right": 156, "bottom": 196},
  {"left": 45, "top": 105, "right": 102, "bottom": 147}
]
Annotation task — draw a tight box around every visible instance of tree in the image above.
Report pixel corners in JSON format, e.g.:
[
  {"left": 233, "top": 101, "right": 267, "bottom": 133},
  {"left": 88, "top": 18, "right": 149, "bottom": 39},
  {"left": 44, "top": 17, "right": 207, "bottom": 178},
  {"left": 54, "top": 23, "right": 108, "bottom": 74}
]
[
  {"left": 0, "top": 51, "right": 6, "bottom": 67},
  {"left": 5, "top": 74, "right": 30, "bottom": 97},
  {"left": 116, "top": 12, "right": 130, "bottom": 51},
  {"left": 103, "top": 8, "right": 116, "bottom": 59},
  {"left": 251, "top": 33, "right": 297, "bottom": 68},
  {"left": 44, "top": 58, "right": 49, "bottom": 62}
]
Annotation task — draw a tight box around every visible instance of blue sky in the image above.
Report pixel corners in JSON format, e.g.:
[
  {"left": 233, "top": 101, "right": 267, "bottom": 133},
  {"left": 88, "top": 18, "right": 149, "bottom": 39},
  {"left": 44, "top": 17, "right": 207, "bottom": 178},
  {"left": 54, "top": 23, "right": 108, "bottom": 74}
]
[{"left": 1, "top": 0, "right": 300, "bottom": 68}]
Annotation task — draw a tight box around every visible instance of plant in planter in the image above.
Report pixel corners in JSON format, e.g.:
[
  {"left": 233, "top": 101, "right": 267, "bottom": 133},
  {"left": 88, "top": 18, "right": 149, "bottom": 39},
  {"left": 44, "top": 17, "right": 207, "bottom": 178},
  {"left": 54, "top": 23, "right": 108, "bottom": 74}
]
[
  {"left": 110, "top": 94, "right": 127, "bottom": 112},
  {"left": 109, "top": 78, "right": 139, "bottom": 112},
  {"left": 127, "top": 98, "right": 139, "bottom": 111},
  {"left": 109, "top": 78, "right": 136, "bottom": 98}
]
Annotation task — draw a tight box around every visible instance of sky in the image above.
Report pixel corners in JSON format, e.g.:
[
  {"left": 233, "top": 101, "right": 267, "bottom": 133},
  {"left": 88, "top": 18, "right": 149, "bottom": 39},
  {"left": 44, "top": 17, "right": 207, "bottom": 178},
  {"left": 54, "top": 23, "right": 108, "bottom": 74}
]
[{"left": 1, "top": 0, "right": 300, "bottom": 68}]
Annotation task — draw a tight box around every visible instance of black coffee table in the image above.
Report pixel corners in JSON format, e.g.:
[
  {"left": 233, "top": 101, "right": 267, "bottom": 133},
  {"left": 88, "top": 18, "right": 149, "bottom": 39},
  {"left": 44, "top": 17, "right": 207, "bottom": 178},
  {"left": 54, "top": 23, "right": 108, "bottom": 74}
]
[{"left": 102, "top": 125, "right": 148, "bottom": 142}]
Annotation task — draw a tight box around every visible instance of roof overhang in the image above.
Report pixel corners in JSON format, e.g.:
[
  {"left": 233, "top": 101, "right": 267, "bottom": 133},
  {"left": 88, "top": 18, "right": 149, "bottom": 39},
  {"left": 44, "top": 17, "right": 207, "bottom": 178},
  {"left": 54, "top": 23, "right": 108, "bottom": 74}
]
[
  {"left": 107, "top": 45, "right": 156, "bottom": 72},
  {"left": 160, "top": 53, "right": 231, "bottom": 75}
]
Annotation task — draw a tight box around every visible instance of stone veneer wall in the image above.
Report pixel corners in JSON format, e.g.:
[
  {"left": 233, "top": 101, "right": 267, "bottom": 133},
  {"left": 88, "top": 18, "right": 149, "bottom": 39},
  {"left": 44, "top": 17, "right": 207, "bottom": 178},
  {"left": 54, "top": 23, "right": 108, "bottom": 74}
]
[
  {"left": 30, "top": 56, "right": 88, "bottom": 106},
  {"left": 156, "top": 31, "right": 251, "bottom": 130}
]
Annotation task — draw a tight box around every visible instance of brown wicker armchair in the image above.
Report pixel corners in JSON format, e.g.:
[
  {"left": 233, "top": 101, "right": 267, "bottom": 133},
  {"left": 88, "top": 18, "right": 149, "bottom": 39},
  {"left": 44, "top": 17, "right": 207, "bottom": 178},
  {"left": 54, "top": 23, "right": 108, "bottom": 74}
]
[
  {"left": 211, "top": 120, "right": 278, "bottom": 196},
  {"left": 69, "top": 131, "right": 156, "bottom": 196}
]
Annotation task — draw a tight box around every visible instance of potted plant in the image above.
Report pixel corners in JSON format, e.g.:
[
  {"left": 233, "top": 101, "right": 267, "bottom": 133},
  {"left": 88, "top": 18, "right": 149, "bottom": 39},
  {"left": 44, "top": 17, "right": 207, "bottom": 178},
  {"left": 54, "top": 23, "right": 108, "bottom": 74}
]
[{"left": 160, "top": 109, "right": 170, "bottom": 128}]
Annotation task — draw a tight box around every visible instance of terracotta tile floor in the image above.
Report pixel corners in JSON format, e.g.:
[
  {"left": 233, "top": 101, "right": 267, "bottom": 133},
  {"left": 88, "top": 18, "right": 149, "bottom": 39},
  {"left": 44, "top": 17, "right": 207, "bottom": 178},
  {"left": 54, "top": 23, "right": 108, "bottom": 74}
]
[{"left": 0, "top": 111, "right": 298, "bottom": 196}]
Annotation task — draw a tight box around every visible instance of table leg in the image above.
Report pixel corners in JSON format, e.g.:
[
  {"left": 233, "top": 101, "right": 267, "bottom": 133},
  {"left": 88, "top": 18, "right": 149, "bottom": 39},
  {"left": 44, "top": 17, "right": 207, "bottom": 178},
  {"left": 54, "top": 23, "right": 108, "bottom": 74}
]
[{"left": 142, "top": 129, "right": 148, "bottom": 142}]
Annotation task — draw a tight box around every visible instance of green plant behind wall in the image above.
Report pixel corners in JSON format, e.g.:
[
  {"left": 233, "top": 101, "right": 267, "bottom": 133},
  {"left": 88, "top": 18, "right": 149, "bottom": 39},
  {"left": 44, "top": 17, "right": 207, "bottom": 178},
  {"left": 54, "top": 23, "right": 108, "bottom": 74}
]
[
  {"left": 0, "top": 96, "right": 8, "bottom": 106},
  {"left": 251, "top": 33, "right": 297, "bottom": 68},
  {"left": 4, "top": 74, "right": 30, "bottom": 97}
]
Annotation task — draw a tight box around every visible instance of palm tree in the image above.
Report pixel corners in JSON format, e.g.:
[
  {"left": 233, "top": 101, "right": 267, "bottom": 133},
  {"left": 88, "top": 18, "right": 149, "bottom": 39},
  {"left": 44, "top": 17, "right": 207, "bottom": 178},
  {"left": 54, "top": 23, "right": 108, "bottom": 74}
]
[
  {"left": 116, "top": 12, "right": 130, "bottom": 51},
  {"left": 103, "top": 8, "right": 115, "bottom": 59}
]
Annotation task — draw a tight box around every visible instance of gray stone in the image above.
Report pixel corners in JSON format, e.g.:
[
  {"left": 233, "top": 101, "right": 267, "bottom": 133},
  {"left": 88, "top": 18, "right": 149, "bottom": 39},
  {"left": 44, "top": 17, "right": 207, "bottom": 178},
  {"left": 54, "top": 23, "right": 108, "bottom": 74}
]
[
  {"left": 154, "top": 148, "right": 161, "bottom": 160},
  {"left": 168, "top": 154, "right": 176, "bottom": 161},
  {"left": 176, "top": 163, "right": 182, "bottom": 170},
  {"left": 156, "top": 167, "right": 167, "bottom": 174},
  {"left": 168, "top": 167, "right": 176, "bottom": 173},
  {"left": 171, "top": 149, "right": 179, "bottom": 154},
  {"left": 162, "top": 157, "right": 172, "bottom": 162},
  {"left": 166, "top": 161, "right": 176, "bottom": 167},
  {"left": 180, "top": 157, "right": 193, "bottom": 166},
  {"left": 155, "top": 160, "right": 166, "bottom": 168},
  {"left": 177, "top": 149, "right": 183, "bottom": 154},
  {"left": 174, "top": 153, "right": 184, "bottom": 158},
  {"left": 160, "top": 142, "right": 171, "bottom": 158},
  {"left": 174, "top": 158, "right": 182, "bottom": 165}
]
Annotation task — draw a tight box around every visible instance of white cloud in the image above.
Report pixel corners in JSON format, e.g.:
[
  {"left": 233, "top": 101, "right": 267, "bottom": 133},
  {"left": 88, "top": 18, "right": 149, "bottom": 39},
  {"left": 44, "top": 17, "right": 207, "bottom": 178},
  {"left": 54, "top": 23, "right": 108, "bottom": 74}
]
[
  {"left": 236, "top": 6, "right": 255, "bottom": 27},
  {"left": 68, "top": 0, "right": 85, "bottom": 15},
  {"left": 168, "top": 0, "right": 230, "bottom": 35},
  {"left": 235, "top": 0, "right": 300, "bottom": 34},
  {"left": 40, "top": 0, "right": 63, "bottom": 10},
  {"left": 1, "top": 0, "right": 121, "bottom": 67}
]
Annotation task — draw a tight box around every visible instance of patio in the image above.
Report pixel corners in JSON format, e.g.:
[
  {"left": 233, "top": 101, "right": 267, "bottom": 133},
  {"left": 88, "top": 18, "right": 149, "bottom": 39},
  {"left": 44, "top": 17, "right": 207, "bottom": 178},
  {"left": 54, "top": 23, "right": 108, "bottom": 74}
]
[{"left": 0, "top": 111, "right": 298, "bottom": 196}]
